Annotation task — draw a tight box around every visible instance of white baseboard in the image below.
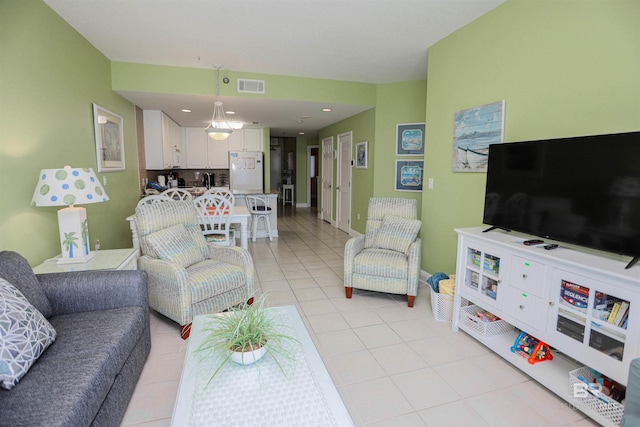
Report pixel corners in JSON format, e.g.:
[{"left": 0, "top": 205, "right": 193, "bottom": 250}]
[
  {"left": 349, "top": 229, "right": 363, "bottom": 238},
  {"left": 420, "top": 270, "right": 432, "bottom": 286}
]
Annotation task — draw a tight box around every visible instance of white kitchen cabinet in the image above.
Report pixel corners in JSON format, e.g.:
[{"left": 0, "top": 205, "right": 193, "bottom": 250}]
[
  {"left": 452, "top": 227, "right": 640, "bottom": 427},
  {"left": 143, "top": 110, "right": 183, "bottom": 169},
  {"left": 184, "top": 127, "right": 229, "bottom": 169},
  {"left": 228, "top": 128, "right": 263, "bottom": 152}
]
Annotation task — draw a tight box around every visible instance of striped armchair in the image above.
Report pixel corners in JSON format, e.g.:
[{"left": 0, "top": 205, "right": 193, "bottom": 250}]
[
  {"left": 344, "top": 198, "right": 421, "bottom": 307},
  {"left": 135, "top": 200, "right": 254, "bottom": 339}
]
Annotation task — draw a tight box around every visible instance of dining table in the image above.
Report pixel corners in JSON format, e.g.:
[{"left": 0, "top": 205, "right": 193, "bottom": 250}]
[{"left": 126, "top": 205, "right": 251, "bottom": 251}]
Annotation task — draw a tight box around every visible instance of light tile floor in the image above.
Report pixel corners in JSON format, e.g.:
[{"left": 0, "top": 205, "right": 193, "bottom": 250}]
[{"left": 121, "top": 207, "right": 600, "bottom": 427}]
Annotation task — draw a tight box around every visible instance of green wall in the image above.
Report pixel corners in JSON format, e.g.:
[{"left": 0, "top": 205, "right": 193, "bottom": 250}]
[
  {"left": 372, "top": 81, "right": 426, "bottom": 210},
  {"left": 422, "top": 0, "right": 640, "bottom": 274},
  {"left": 318, "top": 80, "right": 426, "bottom": 234},
  {"left": 0, "top": 0, "right": 140, "bottom": 265}
]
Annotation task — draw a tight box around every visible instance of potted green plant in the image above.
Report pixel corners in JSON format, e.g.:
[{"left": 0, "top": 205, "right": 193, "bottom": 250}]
[{"left": 195, "top": 295, "right": 298, "bottom": 385}]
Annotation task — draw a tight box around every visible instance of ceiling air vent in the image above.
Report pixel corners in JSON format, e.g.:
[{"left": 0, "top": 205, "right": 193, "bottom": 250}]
[{"left": 237, "top": 79, "right": 265, "bottom": 94}]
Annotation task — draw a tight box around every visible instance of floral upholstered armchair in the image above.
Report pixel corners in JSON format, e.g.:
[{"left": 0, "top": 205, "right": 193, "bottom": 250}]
[
  {"left": 344, "top": 198, "right": 421, "bottom": 307},
  {"left": 135, "top": 200, "right": 254, "bottom": 338}
]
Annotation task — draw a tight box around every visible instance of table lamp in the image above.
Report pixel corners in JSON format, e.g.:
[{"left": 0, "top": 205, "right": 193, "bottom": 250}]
[{"left": 31, "top": 166, "right": 109, "bottom": 264}]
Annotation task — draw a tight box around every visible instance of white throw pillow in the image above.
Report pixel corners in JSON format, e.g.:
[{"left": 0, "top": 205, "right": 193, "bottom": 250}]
[
  {"left": 0, "top": 278, "right": 56, "bottom": 390},
  {"left": 145, "top": 223, "right": 208, "bottom": 268},
  {"left": 373, "top": 215, "right": 421, "bottom": 254}
]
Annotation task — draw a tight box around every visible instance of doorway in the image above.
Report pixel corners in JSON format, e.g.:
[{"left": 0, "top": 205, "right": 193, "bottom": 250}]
[
  {"left": 307, "top": 145, "right": 319, "bottom": 210},
  {"left": 337, "top": 132, "right": 352, "bottom": 233},
  {"left": 321, "top": 137, "right": 333, "bottom": 223}
]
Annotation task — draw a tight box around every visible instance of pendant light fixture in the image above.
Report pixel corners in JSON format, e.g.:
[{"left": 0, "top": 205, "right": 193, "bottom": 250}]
[{"left": 205, "top": 65, "right": 235, "bottom": 140}]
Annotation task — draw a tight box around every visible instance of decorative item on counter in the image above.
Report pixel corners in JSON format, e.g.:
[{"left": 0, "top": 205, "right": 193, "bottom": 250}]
[
  {"left": 147, "top": 181, "right": 166, "bottom": 191},
  {"left": 510, "top": 331, "right": 553, "bottom": 364}
]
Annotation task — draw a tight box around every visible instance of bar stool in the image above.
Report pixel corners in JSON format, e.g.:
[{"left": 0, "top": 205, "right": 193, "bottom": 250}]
[
  {"left": 282, "top": 184, "right": 294, "bottom": 206},
  {"left": 246, "top": 195, "right": 273, "bottom": 242}
]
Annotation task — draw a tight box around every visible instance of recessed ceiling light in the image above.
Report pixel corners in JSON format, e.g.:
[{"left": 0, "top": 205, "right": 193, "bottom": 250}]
[
  {"left": 181, "top": 109, "right": 191, "bottom": 113},
  {"left": 299, "top": 132, "right": 305, "bottom": 135},
  {"left": 322, "top": 108, "right": 332, "bottom": 112},
  {"left": 300, "top": 115, "right": 309, "bottom": 119},
  {"left": 226, "top": 110, "right": 236, "bottom": 115}
]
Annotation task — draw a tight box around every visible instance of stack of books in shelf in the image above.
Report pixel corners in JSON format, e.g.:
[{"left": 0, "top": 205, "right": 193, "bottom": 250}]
[{"left": 607, "top": 300, "right": 629, "bottom": 329}]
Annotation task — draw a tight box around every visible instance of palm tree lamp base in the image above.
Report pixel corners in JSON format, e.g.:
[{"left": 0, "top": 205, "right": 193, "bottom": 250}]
[{"left": 56, "top": 206, "right": 95, "bottom": 265}]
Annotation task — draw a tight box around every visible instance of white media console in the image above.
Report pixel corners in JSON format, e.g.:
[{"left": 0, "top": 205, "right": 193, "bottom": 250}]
[{"left": 452, "top": 227, "right": 640, "bottom": 426}]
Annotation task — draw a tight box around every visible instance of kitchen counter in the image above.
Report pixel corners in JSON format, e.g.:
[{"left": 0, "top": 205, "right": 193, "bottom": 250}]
[
  {"left": 178, "top": 186, "right": 229, "bottom": 197},
  {"left": 233, "top": 193, "right": 279, "bottom": 239}
]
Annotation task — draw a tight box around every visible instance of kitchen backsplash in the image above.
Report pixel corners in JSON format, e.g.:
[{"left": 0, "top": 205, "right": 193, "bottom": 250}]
[{"left": 143, "top": 169, "right": 229, "bottom": 192}]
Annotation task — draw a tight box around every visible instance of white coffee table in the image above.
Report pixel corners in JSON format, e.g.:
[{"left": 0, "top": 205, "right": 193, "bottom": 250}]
[{"left": 171, "top": 305, "right": 353, "bottom": 426}]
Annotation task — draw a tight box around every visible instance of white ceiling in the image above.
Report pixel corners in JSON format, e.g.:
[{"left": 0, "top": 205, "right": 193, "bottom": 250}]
[{"left": 44, "top": 0, "right": 505, "bottom": 136}]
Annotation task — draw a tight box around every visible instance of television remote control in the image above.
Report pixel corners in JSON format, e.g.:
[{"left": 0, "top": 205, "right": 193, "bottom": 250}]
[{"left": 523, "top": 239, "right": 544, "bottom": 246}]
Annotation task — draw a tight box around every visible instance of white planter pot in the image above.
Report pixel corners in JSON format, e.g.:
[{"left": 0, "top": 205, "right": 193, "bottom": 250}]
[{"left": 231, "top": 346, "right": 266, "bottom": 365}]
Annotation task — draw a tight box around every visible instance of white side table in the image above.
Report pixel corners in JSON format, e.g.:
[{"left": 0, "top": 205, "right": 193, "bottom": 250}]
[{"left": 33, "top": 248, "right": 139, "bottom": 274}]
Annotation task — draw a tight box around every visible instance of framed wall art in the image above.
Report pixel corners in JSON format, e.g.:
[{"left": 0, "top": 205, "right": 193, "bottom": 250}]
[
  {"left": 452, "top": 100, "right": 505, "bottom": 172},
  {"left": 396, "top": 123, "right": 425, "bottom": 156},
  {"left": 355, "top": 141, "right": 368, "bottom": 169},
  {"left": 93, "top": 103, "right": 125, "bottom": 172},
  {"left": 395, "top": 160, "right": 423, "bottom": 192}
]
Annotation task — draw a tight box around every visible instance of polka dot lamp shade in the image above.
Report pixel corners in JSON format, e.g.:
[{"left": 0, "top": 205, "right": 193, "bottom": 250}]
[{"left": 31, "top": 166, "right": 109, "bottom": 207}]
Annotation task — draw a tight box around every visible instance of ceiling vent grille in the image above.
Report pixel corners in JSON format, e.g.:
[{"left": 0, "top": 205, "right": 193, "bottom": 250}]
[{"left": 237, "top": 79, "right": 265, "bottom": 94}]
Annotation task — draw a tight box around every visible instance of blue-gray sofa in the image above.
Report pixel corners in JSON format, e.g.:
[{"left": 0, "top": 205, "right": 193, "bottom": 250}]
[
  {"left": 0, "top": 251, "right": 151, "bottom": 426},
  {"left": 622, "top": 358, "right": 640, "bottom": 426}
]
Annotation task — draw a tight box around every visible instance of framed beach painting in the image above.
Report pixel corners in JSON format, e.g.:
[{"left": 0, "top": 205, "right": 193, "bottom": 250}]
[
  {"left": 396, "top": 123, "right": 425, "bottom": 156},
  {"left": 93, "top": 103, "right": 125, "bottom": 172},
  {"left": 452, "top": 100, "right": 505, "bottom": 172},
  {"left": 355, "top": 141, "right": 368, "bottom": 169},
  {"left": 395, "top": 160, "right": 423, "bottom": 192}
]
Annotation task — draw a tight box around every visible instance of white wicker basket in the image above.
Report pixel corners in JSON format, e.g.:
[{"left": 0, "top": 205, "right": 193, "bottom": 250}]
[
  {"left": 568, "top": 366, "right": 624, "bottom": 426},
  {"left": 430, "top": 287, "right": 454, "bottom": 322},
  {"left": 459, "top": 305, "right": 513, "bottom": 338}
]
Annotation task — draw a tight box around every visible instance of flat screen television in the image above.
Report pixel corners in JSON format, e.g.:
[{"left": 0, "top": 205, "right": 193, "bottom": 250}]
[{"left": 483, "top": 131, "right": 640, "bottom": 268}]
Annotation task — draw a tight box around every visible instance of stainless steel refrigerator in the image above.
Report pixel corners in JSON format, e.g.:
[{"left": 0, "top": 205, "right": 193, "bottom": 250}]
[{"left": 229, "top": 151, "right": 264, "bottom": 194}]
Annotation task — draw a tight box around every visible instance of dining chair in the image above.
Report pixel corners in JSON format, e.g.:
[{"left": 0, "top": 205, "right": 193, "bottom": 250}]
[
  {"left": 136, "top": 194, "right": 173, "bottom": 208},
  {"left": 204, "top": 188, "right": 236, "bottom": 205},
  {"left": 246, "top": 195, "right": 273, "bottom": 242},
  {"left": 162, "top": 188, "right": 193, "bottom": 200},
  {"left": 193, "top": 194, "right": 235, "bottom": 246}
]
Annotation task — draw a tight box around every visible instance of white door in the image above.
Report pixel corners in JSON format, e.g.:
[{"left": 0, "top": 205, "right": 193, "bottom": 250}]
[
  {"left": 337, "top": 132, "right": 352, "bottom": 233},
  {"left": 321, "top": 137, "right": 333, "bottom": 223}
]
